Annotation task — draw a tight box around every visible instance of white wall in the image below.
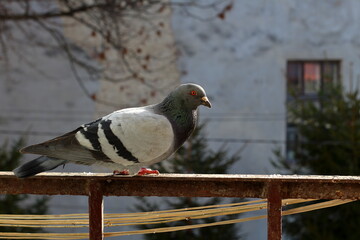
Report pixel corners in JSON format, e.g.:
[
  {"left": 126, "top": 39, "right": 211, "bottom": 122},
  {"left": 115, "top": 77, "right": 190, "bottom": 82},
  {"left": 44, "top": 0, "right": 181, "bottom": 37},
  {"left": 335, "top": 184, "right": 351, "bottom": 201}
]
[{"left": 172, "top": 0, "right": 360, "bottom": 173}]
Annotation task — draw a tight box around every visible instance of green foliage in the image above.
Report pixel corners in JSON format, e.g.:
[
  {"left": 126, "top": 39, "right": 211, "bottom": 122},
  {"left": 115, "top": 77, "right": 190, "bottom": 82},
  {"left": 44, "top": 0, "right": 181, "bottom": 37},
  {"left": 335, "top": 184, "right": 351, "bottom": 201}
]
[
  {"left": 132, "top": 124, "right": 243, "bottom": 240},
  {"left": 272, "top": 85, "right": 360, "bottom": 239},
  {"left": 0, "top": 138, "right": 49, "bottom": 233}
]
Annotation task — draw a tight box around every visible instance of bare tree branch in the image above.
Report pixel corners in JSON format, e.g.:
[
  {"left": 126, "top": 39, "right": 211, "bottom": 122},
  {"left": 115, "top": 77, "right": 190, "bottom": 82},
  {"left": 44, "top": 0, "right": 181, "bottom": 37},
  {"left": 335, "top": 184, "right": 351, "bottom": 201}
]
[
  {"left": 0, "top": 0, "right": 233, "bottom": 106},
  {"left": 0, "top": 2, "right": 126, "bottom": 21}
]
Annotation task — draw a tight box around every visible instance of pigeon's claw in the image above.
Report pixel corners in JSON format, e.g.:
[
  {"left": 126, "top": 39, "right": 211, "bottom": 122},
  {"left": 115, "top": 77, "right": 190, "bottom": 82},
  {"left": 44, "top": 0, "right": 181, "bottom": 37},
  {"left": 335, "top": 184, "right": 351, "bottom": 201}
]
[
  {"left": 137, "top": 168, "right": 160, "bottom": 176},
  {"left": 113, "top": 169, "right": 130, "bottom": 175}
]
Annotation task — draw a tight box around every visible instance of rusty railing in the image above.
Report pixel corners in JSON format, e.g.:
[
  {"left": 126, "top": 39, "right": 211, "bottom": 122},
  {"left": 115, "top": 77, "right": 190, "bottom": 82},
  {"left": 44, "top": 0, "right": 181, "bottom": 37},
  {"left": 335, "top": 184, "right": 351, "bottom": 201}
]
[{"left": 0, "top": 172, "right": 359, "bottom": 239}]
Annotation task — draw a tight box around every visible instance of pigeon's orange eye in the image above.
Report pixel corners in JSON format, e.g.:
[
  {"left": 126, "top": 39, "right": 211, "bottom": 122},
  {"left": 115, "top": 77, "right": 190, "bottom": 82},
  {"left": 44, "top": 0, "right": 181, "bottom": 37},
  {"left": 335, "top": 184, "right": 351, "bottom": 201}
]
[{"left": 190, "top": 90, "right": 197, "bottom": 96}]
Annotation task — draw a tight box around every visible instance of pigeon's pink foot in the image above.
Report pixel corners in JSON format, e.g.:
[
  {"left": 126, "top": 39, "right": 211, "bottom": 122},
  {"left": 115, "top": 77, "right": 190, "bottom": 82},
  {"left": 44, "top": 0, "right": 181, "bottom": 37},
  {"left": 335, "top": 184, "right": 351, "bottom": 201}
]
[
  {"left": 113, "top": 170, "right": 129, "bottom": 175},
  {"left": 137, "top": 168, "right": 160, "bottom": 176}
]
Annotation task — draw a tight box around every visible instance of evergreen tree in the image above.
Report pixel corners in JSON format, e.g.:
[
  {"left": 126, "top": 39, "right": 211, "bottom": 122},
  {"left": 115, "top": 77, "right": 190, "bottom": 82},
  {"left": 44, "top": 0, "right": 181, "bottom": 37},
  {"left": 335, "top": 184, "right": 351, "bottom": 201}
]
[
  {"left": 132, "top": 124, "right": 243, "bottom": 240},
  {"left": 0, "top": 138, "right": 49, "bottom": 233},
  {"left": 273, "top": 86, "right": 360, "bottom": 240}
]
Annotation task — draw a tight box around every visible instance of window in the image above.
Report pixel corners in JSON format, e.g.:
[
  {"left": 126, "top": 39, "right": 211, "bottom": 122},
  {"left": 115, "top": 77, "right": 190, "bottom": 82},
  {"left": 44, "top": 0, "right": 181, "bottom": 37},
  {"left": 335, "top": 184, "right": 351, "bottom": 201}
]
[
  {"left": 287, "top": 60, "right": 340, "bottom": 99},
  {"left": 286, "top": 60, "right": 341, "bottom": 162}
]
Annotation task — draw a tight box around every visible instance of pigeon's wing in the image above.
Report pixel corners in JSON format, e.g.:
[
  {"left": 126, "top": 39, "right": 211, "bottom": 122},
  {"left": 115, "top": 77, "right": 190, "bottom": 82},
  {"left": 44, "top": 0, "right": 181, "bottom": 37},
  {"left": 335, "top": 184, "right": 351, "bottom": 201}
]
[
  {"left": 20, "top": 118, "right": 112, "bottom": 165},
  {"left": 21, "top": 107, "right": 174, "bottom": 166},
  {"left": 78, "top": 107, "right": 175, "bottom": 166}
]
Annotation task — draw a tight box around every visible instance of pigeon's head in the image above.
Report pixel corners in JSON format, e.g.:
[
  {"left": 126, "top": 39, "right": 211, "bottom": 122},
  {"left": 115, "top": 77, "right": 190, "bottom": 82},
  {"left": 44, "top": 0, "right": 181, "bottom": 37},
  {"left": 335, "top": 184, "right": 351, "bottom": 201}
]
[{"left": 172, "top": 83, "right": 211, "bottom": 110}]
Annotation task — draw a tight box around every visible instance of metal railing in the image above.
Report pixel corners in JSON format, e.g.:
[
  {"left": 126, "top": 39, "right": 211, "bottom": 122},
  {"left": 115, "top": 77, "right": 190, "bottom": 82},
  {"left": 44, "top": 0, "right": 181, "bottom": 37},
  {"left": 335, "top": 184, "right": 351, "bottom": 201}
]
[{"left": 0, "top": 172, "right": 359, "bottom": 239}]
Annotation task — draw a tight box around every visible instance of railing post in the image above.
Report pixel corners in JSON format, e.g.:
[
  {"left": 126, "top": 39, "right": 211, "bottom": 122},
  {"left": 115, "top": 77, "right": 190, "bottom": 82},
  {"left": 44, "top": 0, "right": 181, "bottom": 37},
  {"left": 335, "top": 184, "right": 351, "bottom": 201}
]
[
  {"left": 88, "top": 180, "right": 104, "bottom": 240},
  {"left": 267, "top": 182, "right": 282, "bottom": 240}
]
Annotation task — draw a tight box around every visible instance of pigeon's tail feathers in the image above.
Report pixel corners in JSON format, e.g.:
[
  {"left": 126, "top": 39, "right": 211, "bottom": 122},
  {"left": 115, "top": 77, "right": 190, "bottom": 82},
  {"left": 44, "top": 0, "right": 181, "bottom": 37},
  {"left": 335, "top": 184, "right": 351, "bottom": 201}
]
[
  {"left": 19, "top": 129, "right": 78, "bottom": 155},
  {"left": 20, "top": 145, "right": 39, "bottom": 154},
  {"left": 13, "top": 156, "right": 67, "bottom": 178},
  {"left": 19, "top": 130, "right": 110, "bottom": 165}
]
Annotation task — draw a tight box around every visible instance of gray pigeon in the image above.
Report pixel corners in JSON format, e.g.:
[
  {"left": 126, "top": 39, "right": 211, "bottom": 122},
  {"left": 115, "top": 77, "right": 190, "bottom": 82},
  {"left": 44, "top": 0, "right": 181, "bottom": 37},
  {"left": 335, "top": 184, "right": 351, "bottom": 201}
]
[{"left": 13, "top": 83, "right": 211, "bottom": 178}]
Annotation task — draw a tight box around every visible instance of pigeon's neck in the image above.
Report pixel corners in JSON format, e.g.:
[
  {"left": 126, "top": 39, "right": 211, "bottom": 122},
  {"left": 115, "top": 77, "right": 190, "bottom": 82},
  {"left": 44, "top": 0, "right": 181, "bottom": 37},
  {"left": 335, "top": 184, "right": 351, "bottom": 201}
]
[{"left": 156, "top": 95, "right": 197, "bottom": 149}]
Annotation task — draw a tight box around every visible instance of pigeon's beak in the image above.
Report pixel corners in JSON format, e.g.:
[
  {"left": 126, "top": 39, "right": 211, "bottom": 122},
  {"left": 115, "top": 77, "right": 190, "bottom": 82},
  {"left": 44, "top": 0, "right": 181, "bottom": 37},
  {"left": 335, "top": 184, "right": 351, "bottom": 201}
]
[{"left": 201, "top": 96, "right": 212, "bottom": 108}]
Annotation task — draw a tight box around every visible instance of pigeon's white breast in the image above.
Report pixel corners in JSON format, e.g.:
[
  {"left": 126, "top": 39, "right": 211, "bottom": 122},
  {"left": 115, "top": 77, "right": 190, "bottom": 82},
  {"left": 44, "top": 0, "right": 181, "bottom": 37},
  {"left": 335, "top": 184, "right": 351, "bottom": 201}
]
[{"left": 107, "top": 108, "right": 174, "bottom": 164}]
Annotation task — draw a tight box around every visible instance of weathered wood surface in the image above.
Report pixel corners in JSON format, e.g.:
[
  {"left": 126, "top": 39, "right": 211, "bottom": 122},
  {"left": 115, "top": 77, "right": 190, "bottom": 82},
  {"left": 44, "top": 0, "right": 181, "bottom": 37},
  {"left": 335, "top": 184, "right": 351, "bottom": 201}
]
[{"left": 0, "top": 172, "right": 359, "bottom": 199}]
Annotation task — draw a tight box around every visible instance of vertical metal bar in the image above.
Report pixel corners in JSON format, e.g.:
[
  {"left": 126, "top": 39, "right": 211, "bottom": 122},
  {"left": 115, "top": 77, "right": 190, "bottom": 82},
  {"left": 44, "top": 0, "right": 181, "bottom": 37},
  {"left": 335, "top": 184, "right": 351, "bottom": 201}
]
[
  {"left": 88, "top": 181, "right": 104, "bottom": 240},
  {"left": 267, "top": 182, "right": 282, "bottom": 240}
]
